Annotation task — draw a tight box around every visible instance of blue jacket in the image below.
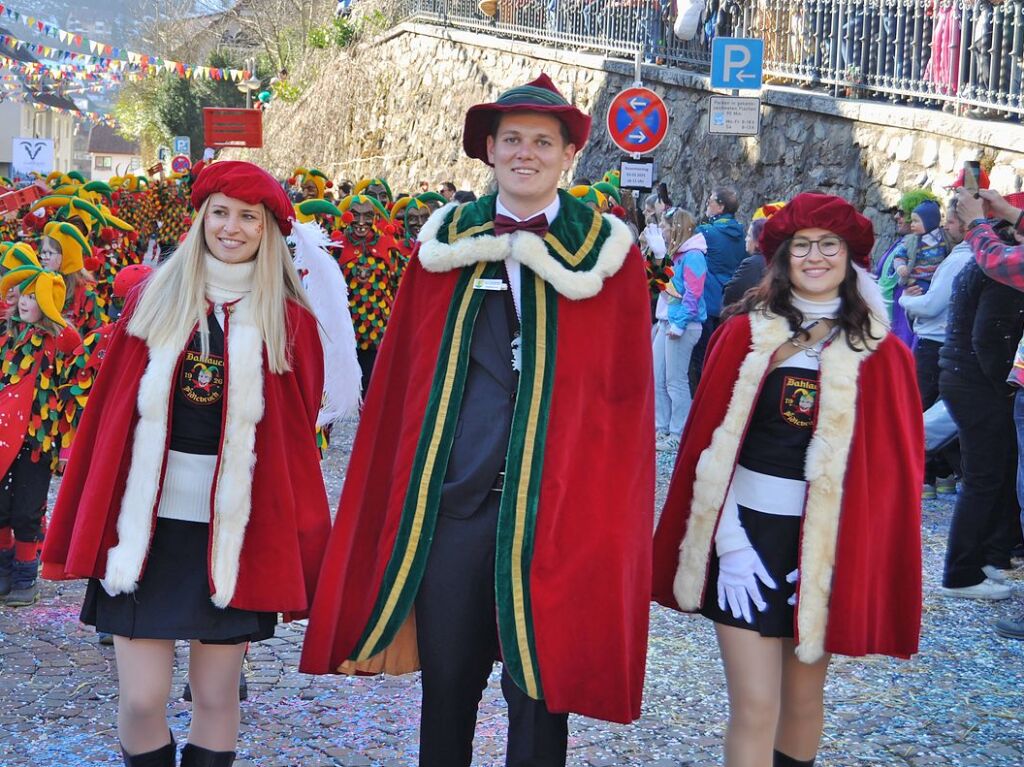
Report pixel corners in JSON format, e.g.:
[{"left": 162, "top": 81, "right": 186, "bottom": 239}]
[{"left": 697, "top": 213, "right": 746, "bottom": 317}]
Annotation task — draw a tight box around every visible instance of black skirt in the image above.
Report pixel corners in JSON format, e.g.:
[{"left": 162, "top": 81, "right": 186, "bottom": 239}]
[
  {"left": 80, "top": 518, "right": 276, "bottom": 644},
  {"left": 701, "top": 505, "right": 801, "bottom": 637}
]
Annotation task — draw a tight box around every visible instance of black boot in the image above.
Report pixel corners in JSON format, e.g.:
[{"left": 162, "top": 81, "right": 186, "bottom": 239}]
[
  {"left": 180, "top": 742, "right": 236, "bottom": 766},
  {"left": 0, "top": 547, "right": 13, "bottom": 597},
  {"left": 121, "top": 734, "right": 176, "bottom": 767},
  {"left": 774, "top": 750, "right": 815, "bottom": 767},
  {"left": 5, "top": 555, "right": 39, "bottom": 607}
]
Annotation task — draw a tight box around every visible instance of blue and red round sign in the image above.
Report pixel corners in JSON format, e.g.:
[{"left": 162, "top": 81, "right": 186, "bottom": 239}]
[
  {"left": 171, "top": 154, "right": 192, "bottom": 174},
  {"left": 606, "top": 86, "right": 669, "bottom": 155}
]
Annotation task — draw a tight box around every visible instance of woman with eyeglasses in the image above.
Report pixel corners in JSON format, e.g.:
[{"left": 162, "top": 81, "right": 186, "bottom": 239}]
[{"left": 653, "top": 193, "right": 924, "bottom": 767}]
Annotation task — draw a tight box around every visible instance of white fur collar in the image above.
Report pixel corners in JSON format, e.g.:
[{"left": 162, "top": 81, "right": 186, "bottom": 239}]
[
  {"left": 416, "top": 202, "right": 634, "bottom": 301},
  {"left": 102, "top": 298, "right": 265, "bottom": 608},
  {"left": 672, "top": 311, "right": 886, "bottom": 663}
]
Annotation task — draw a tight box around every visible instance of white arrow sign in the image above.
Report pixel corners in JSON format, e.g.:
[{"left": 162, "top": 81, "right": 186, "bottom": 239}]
[{"left": 629, "top": 97, "right": 649, "bottom": 111}]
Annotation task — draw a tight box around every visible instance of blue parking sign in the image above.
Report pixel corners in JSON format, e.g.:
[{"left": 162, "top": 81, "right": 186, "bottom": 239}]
[{"left": 710, "top": 38, "right": 764, "bottom": 90}]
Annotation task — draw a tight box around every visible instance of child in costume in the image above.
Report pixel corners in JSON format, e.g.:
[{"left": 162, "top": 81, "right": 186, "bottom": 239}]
[
  {"left": 42, "top": 160, "right": 355, "bottom": 767},
  {"left": 39, "top": 220, "right": 104, "bottom": 334},
  {"left": 893, "top": 199, "right": 952, "bottom": 293},
  {"left": 0, "top": 247, "right": 81, "bottom": 606}
]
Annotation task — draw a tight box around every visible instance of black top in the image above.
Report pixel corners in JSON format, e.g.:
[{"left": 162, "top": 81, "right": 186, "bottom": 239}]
[
  {"left": 738, "top": 365, "right": 820, "bottom": 481},
  {"left": 939, "top": 261, "right": 1024, "bottom": 395},
  {"left": 169, "top": 315, "right": 226, "bottom": 455}
]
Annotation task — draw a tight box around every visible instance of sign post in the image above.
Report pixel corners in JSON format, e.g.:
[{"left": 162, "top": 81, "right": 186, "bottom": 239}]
[
  {"left": 606, "top": 86, "right": 669, "bottom": 155},
  {"left": 11, "top": 138, "right": 54, "bottom": 180},
  {"left": 171, "top": 154, "right": 192, "bottom": 174}
]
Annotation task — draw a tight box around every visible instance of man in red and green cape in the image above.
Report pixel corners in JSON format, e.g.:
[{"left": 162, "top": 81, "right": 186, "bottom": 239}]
[{"left": 301, "top": 73, "right": 654, "bottom": 766}]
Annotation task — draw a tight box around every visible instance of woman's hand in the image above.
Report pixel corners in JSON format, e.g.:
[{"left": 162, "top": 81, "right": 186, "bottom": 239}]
[{"left": 717, "top": 547, "right": 777, "bottom": 623}]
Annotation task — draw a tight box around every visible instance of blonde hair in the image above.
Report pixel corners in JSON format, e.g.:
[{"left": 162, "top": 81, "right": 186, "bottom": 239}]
[
  {"left": 127, "top": 200, "right": 311, "bottom": 373},
  {"left": 666, "top": 208, "right": 697, "bottom": 256}
]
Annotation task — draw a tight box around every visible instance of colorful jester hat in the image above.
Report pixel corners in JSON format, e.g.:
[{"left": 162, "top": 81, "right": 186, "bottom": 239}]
[
  {"left": 352, "top": 178, "right": 394, "bottom": 205},
  {"left": 43, "top": 221, "right": 92, "bottom": 274},
  {"left": 290, "top": 168, "right": 333, "bottom": 199},
  {"left": 593, "top": 181, "right": 621, "bottom": 205},
  {"left": 390, "top": 192, "right": 446, "bottom": 244},
  {"left": 0, "top": 244, "right": 67, "bottom": 327},
  {"left": 294, "top": 198, "right": 343, "bottom": 225},
  {"left": 753, "top": 200, "right": 787, "bottom": 220},
  {"left": 569, "top": 184, "right": 607, "bottom": 209},
  {"left": 337, "top": 194, "right": 389, "bottom": 225}
]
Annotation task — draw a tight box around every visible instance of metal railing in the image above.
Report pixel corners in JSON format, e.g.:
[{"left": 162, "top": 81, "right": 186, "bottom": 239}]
[{"left": 386, "top": 0, "right": 1024, "bottom": 118}]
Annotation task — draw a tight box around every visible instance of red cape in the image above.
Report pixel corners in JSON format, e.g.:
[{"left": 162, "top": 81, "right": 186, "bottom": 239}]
[
  {"left": 301, "top": 198, "right": 654, "bottom": 724},
  {"left": 653, "top": 313, "right": 924, "bottom": 660},
  {"left": 42, "top": 300, "right": 331, "bottom": 618}
]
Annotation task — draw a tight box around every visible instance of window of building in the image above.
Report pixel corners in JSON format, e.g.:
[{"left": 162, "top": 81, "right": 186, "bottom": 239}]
[{"left": 94, "top": 155, "right": 112, "bottom": 170}]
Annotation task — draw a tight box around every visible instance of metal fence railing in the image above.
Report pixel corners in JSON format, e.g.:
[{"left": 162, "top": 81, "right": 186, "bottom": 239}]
[{"left": 384, "top": 0, "right": 1024, "bottom": 119}]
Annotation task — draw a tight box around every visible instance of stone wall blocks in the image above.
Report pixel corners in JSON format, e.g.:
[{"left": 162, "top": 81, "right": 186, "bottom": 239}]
[{"left": 883, "top": 162, "right": 902, "bottom": 188}]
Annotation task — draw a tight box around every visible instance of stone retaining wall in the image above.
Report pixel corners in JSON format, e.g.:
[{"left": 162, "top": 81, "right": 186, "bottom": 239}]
[{"left": 235, "top": 22, "right": 1024, "bottom": 254}]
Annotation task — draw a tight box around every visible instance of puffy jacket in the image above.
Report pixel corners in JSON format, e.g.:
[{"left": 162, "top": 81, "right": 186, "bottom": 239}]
[{"left": 697, "top": 213, "right": 746, "bottom": 317}]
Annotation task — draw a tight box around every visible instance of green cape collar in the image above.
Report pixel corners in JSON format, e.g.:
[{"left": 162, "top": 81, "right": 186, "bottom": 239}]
[{"left": 417, "top": 189, "right": 634, "bottom": 300}]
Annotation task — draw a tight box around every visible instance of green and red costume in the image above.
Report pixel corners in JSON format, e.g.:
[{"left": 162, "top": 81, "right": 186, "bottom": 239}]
[
  {"left": 301, "top": 191, "right": 655, "bottom": 724},
  {"left": 334, "top": 230, "right": 399, "bottom": 352}
]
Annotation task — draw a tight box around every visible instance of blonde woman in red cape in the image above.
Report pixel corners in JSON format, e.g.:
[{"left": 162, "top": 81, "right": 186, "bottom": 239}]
[
  {"left": 42, "top": 161, "right": 336, "bottom": 767},
  {"left": 652, "top": 193, "right": 924, "bottom": 767}
]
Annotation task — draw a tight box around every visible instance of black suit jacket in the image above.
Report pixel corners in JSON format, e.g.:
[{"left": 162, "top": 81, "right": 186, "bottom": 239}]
[{"left": 438, "top": 282, "right": 518, "bottom": 518}]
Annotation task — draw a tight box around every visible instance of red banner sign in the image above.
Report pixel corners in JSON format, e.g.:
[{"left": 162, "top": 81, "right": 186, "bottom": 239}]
[{"left": 203, "top": 107, "right": 263, "bottom": 149}]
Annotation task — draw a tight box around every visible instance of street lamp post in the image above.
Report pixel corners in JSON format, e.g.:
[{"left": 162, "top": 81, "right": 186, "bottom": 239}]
[{"left": 237, "top": 58, "right": 261, "bottom": 108}]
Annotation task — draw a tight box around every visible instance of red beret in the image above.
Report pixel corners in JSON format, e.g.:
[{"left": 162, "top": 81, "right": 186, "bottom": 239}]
[
  {"left": 463, "top": 73, "right": 591, "bottom": 166},
  {"left": 191, "top": 160, "right": 294, "bottom": 235},
  {"left": 760, "top": 193, "right": 875, "bottom": 268}
]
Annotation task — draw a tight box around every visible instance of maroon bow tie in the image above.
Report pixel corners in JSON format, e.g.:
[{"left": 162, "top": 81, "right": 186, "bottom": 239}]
[{"left": 493, "top": 212, "right": 549, "bottom": 237}]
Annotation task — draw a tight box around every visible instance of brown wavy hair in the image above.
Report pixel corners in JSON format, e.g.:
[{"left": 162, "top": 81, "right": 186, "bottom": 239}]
[{"left": 723, "top": 238, "right": 881, "bottom": 350}]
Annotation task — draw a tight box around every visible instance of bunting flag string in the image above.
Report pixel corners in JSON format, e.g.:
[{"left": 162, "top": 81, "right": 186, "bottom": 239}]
[{"left": 0, "top": 3, "right": 253, "bottom": 82}]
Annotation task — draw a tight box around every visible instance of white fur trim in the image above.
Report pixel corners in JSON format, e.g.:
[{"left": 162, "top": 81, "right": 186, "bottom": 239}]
[
  {"left": 417, "top": 205, "right": 634, "bottom": 300},
  {"left": 209, "top": 306, "right": 265, "bottom": 607},
  {"left": 672, "top": 312, "right": 789, "bottom": 610},
  {"left": 101, "top": 300, "right": 266, "bottom": 609},
  {"left": 672, "top": 312, "right": 885, "bottom": 664},
  {"left": 100, "top": 345, "right": 179, "bottom": 596}
]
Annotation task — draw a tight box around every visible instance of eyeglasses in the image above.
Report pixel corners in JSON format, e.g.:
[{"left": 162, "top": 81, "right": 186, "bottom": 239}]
[{"left": 790, "top": 236, "right": 844, "bottom": 258}]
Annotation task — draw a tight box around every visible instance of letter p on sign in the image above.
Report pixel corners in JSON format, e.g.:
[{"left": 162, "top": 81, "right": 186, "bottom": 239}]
[{"left": 710, "top": 38, "right": 764, "bottom": 90}]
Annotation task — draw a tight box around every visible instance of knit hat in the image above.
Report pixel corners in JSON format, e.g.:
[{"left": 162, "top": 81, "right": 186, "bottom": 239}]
[
  {"left": 462, "top": 73, "right": 592, "bottom": 165},
  {"left": 759, "top": 193, "right": 875, "bottom": 268},
  {"left": 191, "top": 160, "right": 295, "bottom": 235},
  {"left": 912, "top": 199, "right": 941, "bottom": 233},
  {"left": 0, "top": 247, "right": 67, "bottom": 327},
  {"left": 42, "top": 221, "right": 90, "bottom": 274},
  {"left": 898, "top": 189, "right": 938, "bottom": 217}
]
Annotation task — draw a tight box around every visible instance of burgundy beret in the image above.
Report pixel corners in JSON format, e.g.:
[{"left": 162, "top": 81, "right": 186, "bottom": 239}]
[
  {"left": 759, "top": 193, "right": 874, "bottom": 268},
  {"left": 191, "top": 160, "right": 294, "bottom": 235}
]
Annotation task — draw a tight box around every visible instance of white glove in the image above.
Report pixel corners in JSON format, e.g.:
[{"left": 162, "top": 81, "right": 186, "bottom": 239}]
[
  {"left": 717, "top": 547, "right": 777, "bottom": 623},
  {"left": 786, "top": 568, "right": 799, "bottom": 606}
]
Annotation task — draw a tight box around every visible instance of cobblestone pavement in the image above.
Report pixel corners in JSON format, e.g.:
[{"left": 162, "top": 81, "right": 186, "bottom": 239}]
[{"left": 1, "top": 419, "right": 1022, "bottom": 766}]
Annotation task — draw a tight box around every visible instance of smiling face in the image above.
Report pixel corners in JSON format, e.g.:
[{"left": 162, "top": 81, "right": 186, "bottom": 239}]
[
  {"left": 203, "top": 192, "right": 264, "bottom": 264},
  {"left": 40, "top": 237, "right": 63, "bottom": 271},
  {"left": 301, "top": 179, "right": 320, "bottom": 200},
  {"left": 787, "top": 227, "right": 849, "bottom": 301},
  {"left": 486, "top": 111, "right": 575, "bottom": 218},
  {"left": 17, "top": 291, "right": 42, "bottom": 323},
  {"left": 349, "top": 201, "right": 376, "bottom": 239}
]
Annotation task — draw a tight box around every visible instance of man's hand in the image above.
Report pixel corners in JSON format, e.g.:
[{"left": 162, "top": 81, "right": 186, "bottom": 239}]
[
  {"left": 977, "top": 189, "right": 1022, "bottom": 224},
  {"left": 955, "top": 187, "right": 986, "bottom": 225}
]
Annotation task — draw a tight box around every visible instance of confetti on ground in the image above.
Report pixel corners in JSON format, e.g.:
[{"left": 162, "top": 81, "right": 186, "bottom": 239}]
[{"left": 1, "top": 421, "right": 1021, "bottom": 766}]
